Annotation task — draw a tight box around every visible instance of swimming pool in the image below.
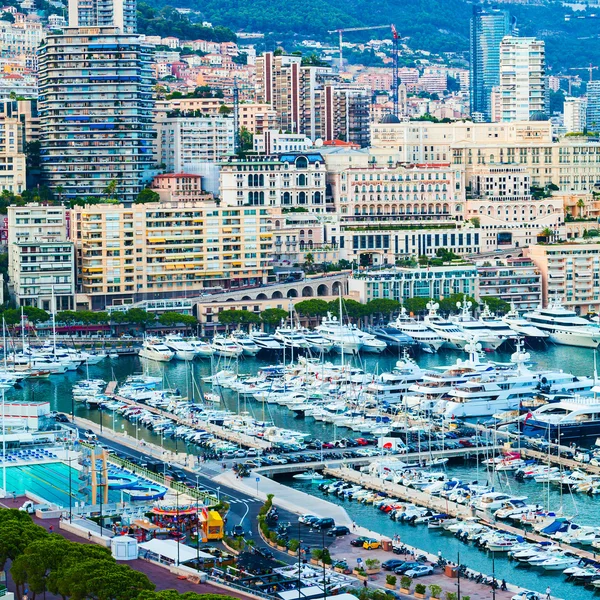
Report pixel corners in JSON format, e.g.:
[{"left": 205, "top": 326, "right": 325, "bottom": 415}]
[{"left": 3, "top": 462, "right": 80, "bottom": 507}]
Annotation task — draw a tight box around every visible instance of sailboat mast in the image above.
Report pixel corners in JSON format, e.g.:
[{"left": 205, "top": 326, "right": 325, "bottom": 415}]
[{"left": 339, "top": 286, "right": 344, "bottom": 368}]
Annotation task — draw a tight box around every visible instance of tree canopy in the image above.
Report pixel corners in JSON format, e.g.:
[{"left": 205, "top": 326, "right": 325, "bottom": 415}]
[{"left": 217, "top": 309, "right": 260, "bottom": 326}]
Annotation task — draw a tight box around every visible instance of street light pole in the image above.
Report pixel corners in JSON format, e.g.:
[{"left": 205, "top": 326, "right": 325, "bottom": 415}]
[
  {"left": 457, "top": 552, "right": 460, "bottom": 600},
  {"left": 176, "top": 491, "right": 180, "bottom": 567},
  {"left": 68, "top": 457, "right": 73, "bottom": 522},
  {"left": 196, "top": 475, "right": 200, "bottom": 571},
  {"left": 492, "top": 552, "right": 496, "bottom": 600}
]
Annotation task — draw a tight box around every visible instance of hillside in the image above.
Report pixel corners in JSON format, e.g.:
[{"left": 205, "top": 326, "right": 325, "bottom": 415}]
[{"left": 145, "top": 0, "right": 600, "bottom": 74}]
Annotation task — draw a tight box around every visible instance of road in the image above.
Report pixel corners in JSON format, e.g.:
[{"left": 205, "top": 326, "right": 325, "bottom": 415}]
[{"left": 65, "top": 422, "right": 333, "bottom": 562}]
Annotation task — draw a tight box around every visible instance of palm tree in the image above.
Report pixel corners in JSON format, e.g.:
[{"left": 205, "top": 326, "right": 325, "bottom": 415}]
[
  {"left": 577, "top": 198, "right": 585, "bottom": 218},
  {"left": 55, "top": 185, "right": 65, "bottom": 205},
  {"left": 540, "top": 227, "right": 554, "bottom": 241},
  {"left": 104, "top": 179, "right": 118, "bottom": 201}
]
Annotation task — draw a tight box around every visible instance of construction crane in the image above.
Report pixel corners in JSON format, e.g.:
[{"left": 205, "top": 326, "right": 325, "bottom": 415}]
[
  {"left": 391, "top": 24, "right": 399, "bottom": 118},
  {"left": 570, "top": 63, "right": 599, "bottom": 81},
  {"left": 327, "top": 25, "right": 390, "bottom": 72}
]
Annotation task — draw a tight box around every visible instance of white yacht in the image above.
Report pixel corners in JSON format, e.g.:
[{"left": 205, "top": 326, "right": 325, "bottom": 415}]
[
  {"left": 316, "top": 313, "right": 362, "bottom": 354},
  {"left": 188, "top": 338, "right": 215, "bottom": 358},
  {"left": 139, "top": 338, "right": 174, "bottom": 362},
  {"left": 163, "top": 334, "right": 197, "bottom": 361},
  {"left": 248, "top": 328, "right": 283, "bottom": 352},
  {"left": 299, "top": 329, "right": 334, "bottom": 354},
  {"left": 389, "top": 307, "right": 444, "bottom": 352},
  {"left": 211, "top": 336, "right": 243, "bottom": 358},
  {"left": 451, "top": 300, "right": 505, "bottom": 351},
  {"left": 350, "top": 325, "right": 387, "bottom": 353},
  {"left": 230, "top": 332, "right": 260, "bottom": 356},
  {"left": 364, "top": 353, "right": 426, "bottom": 405},
  {"left": 274, "top": 327, "right": 311, "bottom": 350},
  {"left": 423, "top": 301, "right": 470, "bottom": 350},
  {"left": 478, "top": 303, "right": 518, "bottom": 344},
  {"left": 502, "top": 303, "right": 549, "bottom": 341},
  {"left": 524, "top": 300, "right": 600, "bottom": 348}
]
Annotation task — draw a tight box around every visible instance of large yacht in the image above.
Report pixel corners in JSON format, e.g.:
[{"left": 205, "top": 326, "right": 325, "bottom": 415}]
[
  {"left": 163, "top": 334, "right": 197, "bottom": 361},
  {"left": 230, "top": 332, "right": 260, "bottom": 356},
  {"left": 248, "top": 329, "right": 283, "bottom": 352},
  {"left": 188, "top": 338, "right": 215, "bottom": 358},
  {"left": 389, "top": 307, "right": 444, "bottom": 353},
  {"left": 298, "top": 328, "right": 335, "bottom": 354},
  {"left": 364, "top": 353, "right": 427, "bottom": 405},
  {"left": 423, "top": 301, "right": 470, "bottom": 350},
  {"left": 211, "top": 336, "right": 243, "bottom": 358},
  {"left": 273, "top": 327, "right": 311, "bottom": 350},
  {"left": 350, "top": 325, "right": 387, "bottom": 353},
  {"left": 451, "top": 300, "right": 505, "bottom": 351},
  {"left": 316, "top": 313, "right": 362, "bottom": 354},
  {"left": 524, "top": 300, "right": 600, "bottom": 348},
  {"left": 521, "top": 397, "right": 600, "bottom": 440},
  {"left": 502, "top": 303, "right": 549, "bottom": 342},
  {"left": 139, "top": 338, "right": 174, "bottom": 362}
]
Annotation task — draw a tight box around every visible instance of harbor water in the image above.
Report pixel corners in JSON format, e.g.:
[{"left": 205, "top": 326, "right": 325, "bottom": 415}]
[{"left": 8, "top": 342, "right": 600, "bottom": 598}]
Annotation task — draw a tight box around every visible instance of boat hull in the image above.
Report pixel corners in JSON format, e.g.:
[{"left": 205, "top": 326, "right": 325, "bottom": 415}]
[{"left": 522, "top": 419, "right": 600, "bottom": 440}]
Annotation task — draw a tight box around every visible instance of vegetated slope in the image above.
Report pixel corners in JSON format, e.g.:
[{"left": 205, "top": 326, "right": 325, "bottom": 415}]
[{"left": 142, "top": 0, "right": 600, "bottom": 73}]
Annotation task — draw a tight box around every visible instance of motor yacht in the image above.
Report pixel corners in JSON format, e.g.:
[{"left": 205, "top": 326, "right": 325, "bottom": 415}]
[
  {"left": 502, "top": 303, "right": 549, "bottom": 342},
  {"left": 138, "top": 339, "right": 174, "bottom": 362},
  {"left": 389, "top": 307, "right": 444, "bottom": 352},
  {"left": 522, "top": 396, "right": 600, "bottom": 440},
  {"left": 211, "top": 336, "right": 243, "bottom": 358},
  {"left": 298, "top": 329, "right": 334, "bottom": 354},
  {"left": 163, "top": 334, "right": 197, "bottom": 361},
  {"left": 350, "top": 325, "right": 387, "bottom": 353},
  {"left": 316, "top": 313, "right": 362, "bottom": 354},
  {"left": 188, "top": 338, "right": 215, "bottom": 358},
  {"left": 423, "top": 301, "right": 470, "bottom": 351},
  {"left": 274, "top": 327, "right": 311, "bottom": 350},
  {"left": 451, "top": 299, "right": 505, "bottom": 351},
  {"left": 248, "top": 328, "right": 283, "bottom": 352},
  {"left": 524, "top": 299, "right": 600, "bottom": 348},
  {"left": 230, "top": 332, "right": 260, "bottom": 356}
]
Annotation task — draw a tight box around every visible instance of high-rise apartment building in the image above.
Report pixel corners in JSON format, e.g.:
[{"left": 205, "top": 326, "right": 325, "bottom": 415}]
[
  {"left": 71, "top": 201, "right": 272, "bottom": 310},
  {"left": 256, "top": 52, "right": 371, "bottom": 147},
  {"left": 7, "top": 205, "right": 75, "bottom": 310},
  {"left": 564, "top": 96, "right": 587, "bottom": 133},
  {"left": 68, "top": 0, "right": 136, "bottom": 32},
  {"left": 38, "top": 28, "right": 155, "bottom": 203},
  {"left": 156, "top": 116, "right": 235, "bottom": 172},
  {"left": 587, "top": 81, "right": 600, "bottom": 132},
  {"left": 499, "top": 37, "right": 546, "bottom": 122},
  {"left": 470, "top": 6, "right": 511, "bottom": 121}
]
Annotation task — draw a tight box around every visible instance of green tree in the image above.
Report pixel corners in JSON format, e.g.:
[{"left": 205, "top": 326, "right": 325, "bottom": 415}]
[
  {"left": 480, "top": 297, "right": 511, "bottom": 315},
  {"left": 218, "top": 309, "right": 260, "bottom": 327},
  {"left": 577, "top": 198, "right": 585, "bottom": 218},
  {"left": 104, "top": 179, "right": 118, "bottom": 202},
  {"left": 294, "top": 299, "right": 330, "bottom": 317},
  {"left": 158, "top": 312, "right": 198, "bottom": 331},
  {"left": 438, "top": 294, "right": 479, "bottom": 315},
  {"left": 0, "top": 511, "right": 48, "bottom": 571},
  {"left": 403, "top": 297, "right": 431, "bottom": 316},
  {"left": 135, "top": 188, "right": 160, "bottom": 204},
  {"left": 365, "top": 298, "right": 400, "bottom": 320},
  {"left": 260, "top": 308, "right": 288, "bottom": 330},
  {"left": 328, "top": 298, "right": 367, "bottom": 322},
  {"left": 124, "top": 308, "right": 155, "bottom": 329},
  {"left": 238, "top": 126, "right": 253, "bottom": 155}
]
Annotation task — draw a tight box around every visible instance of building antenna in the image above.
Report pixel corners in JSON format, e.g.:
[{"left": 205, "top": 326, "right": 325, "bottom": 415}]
[{"left": 391, "top": 24, "right": 399, "bottom": 117}]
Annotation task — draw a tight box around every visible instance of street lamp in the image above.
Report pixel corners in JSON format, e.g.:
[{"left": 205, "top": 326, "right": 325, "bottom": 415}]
[
  {"left": 196, "top": 474, "right": 200, "bottom": 571},
  {"left": 176, "top": 491, "right": 181, "bottom": 567}
]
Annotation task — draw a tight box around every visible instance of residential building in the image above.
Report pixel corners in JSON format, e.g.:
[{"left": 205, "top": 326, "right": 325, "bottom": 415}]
[
  {"left": 477, "top": 257, "right": 542, "bottom": 311},
  {"left": 7, "top": 204, "right": 75, "bottom": 310},
  {"left": 38, "top": 28, "right": 155, "bottom": 203},
  {"left": 587, "top": 81, "right": 600, "bottom": 132},
  {"left": 0, "top": 113, "right": 25, "bottom": 193},
  {"left": 256, "top": 52, "right": 371, "bottom": 146},
  {"left": 71, "top": 201, "right": 272, "bottom": 310},
  {"left": 528, "top": 241, "right": 600, "bottom": 313},
  {"left": 0, "top": 99, "right": 39, "bottom": 146},
  {"left": 370, "top": 120, "right": 600, "bottom": 195},
  {"left": 0, "top": 18, "right": 45, "bottom": 59},
  {"left": 470, "top": 6, "right": 511, "bottom": 121},
  {"left": 348, "top": 265, "right": 478, "bottom": 303},
  {"left": 150, "top": 173, "right": 212, "bottom": 202},
  {"left": 219, "top": 153, "right": 330, "bottom": 212},
  {"left": 253, "top": 131, "right": 313, "bottom": 155},
  {"left": 499, "top": 37, "right": 546, "bottom": 122},
  {"left": 68, "top": 0, "right": 136, "bottom": 32},
  {"left": 156, "top": 115, "right": 235, "bottom": 172},
  {"left": 564, "top": 96, "right": 587, "bottom": 133},
  {"left": 466, "top": 164, "right": 563, "bottom": 250},
  {"left": 158, "top": 98, "right": 277, "bottom": 134}
]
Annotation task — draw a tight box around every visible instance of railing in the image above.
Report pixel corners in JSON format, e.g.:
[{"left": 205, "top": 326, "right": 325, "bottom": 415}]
[{"left": 0, "top": 585, "right": 6, "bottom": 597}]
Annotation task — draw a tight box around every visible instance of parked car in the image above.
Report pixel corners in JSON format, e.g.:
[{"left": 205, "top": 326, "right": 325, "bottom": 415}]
[
  {"left": 350, "top": 536, "right": 371, "bottom": 547},
  {"left": 511, "top": 593, "right": 541, "bottom": 600},
  {"left": 83, "top": 429, "right": 97, "bottom": 441},
  {"left": 363, "top": 539, "right": 381, "bottom": 550},
  {"left": 394, "top": 562, "right": 421, "bottom": 575},
  {"left": 404, "top": 565, "right": 434, "bottom": 578},
  {"left": 326, "top": 526, "right": 350, "bottom": 537},
  {"left": 299, "top": 514, "right": 318, "bottom": 525},
  {"left": 382, "top": 559, "right": 406, "bottom": 571},
  {"left": 313, "top": 517, "right": 335, "bottom": 530}
]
